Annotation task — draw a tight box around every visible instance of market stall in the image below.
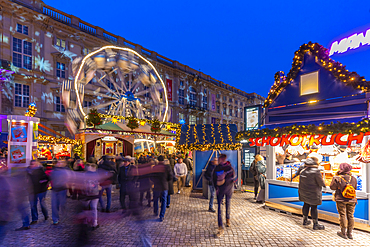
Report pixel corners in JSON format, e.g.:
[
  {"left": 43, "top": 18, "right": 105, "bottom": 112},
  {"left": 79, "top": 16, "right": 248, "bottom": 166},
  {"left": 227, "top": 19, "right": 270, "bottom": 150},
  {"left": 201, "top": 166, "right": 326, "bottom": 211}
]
[
  {"left": 177, "top": 124, "right": 241, "bottom": 191},
  {"left": 236, "top": 42, "right": 370, "bottom": 231}
]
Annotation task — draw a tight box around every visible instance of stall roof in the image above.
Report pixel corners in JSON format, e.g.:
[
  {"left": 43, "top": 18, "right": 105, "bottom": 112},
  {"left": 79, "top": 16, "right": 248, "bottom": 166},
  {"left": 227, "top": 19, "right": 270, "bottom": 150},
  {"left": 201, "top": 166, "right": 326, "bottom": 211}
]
[
  {"left": 265, "top": 116, "right": 364, "bottom": 129},
  {"left": 95, "top": 122, "right": 124, "bottom": 131},
  {"left": 177, "top": 124, "right": 240, "bottom": 150}
]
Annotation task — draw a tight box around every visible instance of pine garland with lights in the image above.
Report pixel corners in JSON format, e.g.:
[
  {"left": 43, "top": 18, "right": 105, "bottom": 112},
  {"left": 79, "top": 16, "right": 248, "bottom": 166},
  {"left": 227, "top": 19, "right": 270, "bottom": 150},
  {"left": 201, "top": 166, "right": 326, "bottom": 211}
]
[
  {"left": 97, "top": 113, "right": 180, "bottom": 128},
  {"left": 151, "top": 119, "right": 161, "bottom": 133},
  {"left": 264, "top": 42, "right": 368, "bottom": 108},
  {"left": 86, "top": 109, "right": 102, "bottom": 127},
  {"left": 25, "top": 103, "right": 37, "bottom": 117},
  {"left": 236, "top": 118, "right": 370, "bottom": 141},
  {"left": 126, "top": 116, "right": 139, "bottom": 130}
]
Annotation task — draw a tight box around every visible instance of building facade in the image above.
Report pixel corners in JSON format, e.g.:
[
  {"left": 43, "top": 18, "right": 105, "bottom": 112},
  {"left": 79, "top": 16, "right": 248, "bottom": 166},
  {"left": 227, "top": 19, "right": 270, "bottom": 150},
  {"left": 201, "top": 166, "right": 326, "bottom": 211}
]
[{"left": 0, "top": 0, "right": 264, "bottom": 139}]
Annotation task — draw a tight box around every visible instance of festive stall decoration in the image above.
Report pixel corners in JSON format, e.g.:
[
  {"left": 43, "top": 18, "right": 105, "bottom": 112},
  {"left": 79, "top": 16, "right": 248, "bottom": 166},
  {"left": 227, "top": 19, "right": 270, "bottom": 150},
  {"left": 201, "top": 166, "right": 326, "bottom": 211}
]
[
  {"left": 236, "top": 118, "right": 370, "bottom": 141},
  {"left": 38, "top": 135, "right": 81, "bottom": 145},
  {"left": 177, "top": 124, "right": 241, "bottom": 151},
  {"left": 86, "top": 109, "right": 102, "bottom": 128},
  {"left": 25, "top": 103, "right": 37, "bottom": 117},
  {"left": 264, "top": 42, "right": 369, "bottom": 108},
  {"left": 97, "top": 113, "right": 180, "bottom": 129},
  {"left": 150, "top": 119, "right": 161, "bottom": 133},
  {"left": 357, "top": 139, "right": 370, "bottom": 163},
  {"left": 126, "top": 116, "right": 139, "bottom": 130}
]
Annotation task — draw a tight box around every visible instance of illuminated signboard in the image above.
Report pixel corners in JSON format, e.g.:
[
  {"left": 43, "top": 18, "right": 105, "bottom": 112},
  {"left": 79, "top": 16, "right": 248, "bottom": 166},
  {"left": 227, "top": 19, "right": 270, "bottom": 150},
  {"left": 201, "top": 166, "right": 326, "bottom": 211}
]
[
  {"left": 329, "top": 28, "right": 370, "bottom": 56},
  {"left": 244, "top": 105, "right": 261, "bottom": 131}
]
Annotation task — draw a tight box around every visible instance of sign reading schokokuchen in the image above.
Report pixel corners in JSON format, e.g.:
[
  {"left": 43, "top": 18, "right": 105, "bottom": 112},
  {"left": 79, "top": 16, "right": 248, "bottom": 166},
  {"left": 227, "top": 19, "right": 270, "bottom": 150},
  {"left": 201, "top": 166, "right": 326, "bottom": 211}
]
[{"left": 248, "top": 132, "right": 370, "bottom": 147}]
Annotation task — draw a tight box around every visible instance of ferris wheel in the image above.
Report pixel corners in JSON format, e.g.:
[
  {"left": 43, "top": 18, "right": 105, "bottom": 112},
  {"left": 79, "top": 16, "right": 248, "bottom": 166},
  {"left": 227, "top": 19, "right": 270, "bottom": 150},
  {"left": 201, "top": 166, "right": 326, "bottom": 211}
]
[{"left": 62, "top": 46, "right": 169, "bottom": 132}]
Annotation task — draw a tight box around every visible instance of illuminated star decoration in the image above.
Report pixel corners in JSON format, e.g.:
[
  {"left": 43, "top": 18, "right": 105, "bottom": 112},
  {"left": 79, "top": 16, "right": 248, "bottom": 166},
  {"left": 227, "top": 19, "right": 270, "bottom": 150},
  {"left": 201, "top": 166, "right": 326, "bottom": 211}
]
[{"left": 111, "top": 118, "right": 118, "bottom": 124}]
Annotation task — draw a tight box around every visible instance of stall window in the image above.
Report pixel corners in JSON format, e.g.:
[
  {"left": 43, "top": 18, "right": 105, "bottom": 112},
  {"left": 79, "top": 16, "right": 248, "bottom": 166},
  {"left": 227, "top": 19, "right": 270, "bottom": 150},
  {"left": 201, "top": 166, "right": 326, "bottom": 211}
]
[{"left": 300, "top": 71, "right": 319, "bottom": 96}]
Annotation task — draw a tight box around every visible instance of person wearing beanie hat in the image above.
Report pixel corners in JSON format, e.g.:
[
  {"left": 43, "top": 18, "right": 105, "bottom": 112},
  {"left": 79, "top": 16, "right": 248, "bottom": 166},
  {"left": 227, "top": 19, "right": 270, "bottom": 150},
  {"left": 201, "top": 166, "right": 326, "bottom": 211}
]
[
  {"left": 330, "top": 163, "right": 357, "bottom": 239},
  {"left": 297, "top": 158, "right": 326, "bottom": 230}
]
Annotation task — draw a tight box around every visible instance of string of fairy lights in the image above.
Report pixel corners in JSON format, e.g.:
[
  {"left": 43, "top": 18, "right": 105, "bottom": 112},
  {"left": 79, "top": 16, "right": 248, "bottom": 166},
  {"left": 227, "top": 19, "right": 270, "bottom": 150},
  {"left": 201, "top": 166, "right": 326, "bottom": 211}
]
[
  {"left": 264, "top": 42, "right": 369, "bottom": 108},
  {"left": 38, "top": 135, "right": 82, "bottom": 145},
  {"left": 236, "top": 118, "right": 370, "bottom": 141},
  {"left": 176, "top": 124, "right": 242, "bottom": 151}
]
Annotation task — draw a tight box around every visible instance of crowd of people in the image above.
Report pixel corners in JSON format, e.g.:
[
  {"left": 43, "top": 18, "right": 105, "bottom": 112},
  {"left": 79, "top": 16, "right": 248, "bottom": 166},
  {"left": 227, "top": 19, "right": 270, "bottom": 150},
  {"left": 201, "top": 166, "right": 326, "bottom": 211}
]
[
  {"left": 246, "top": 153, "right": 358, "bottom": 240},
  {"left": 0, "top": 149, "right": 360, "bottom": 243}
]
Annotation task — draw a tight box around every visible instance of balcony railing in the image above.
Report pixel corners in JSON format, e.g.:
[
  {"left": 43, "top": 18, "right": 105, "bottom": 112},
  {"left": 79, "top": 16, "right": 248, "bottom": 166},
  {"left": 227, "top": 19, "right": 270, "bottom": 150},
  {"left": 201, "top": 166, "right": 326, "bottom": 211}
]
[
  {"left": 186, "top": 104, "right": 206, "bottom": 112},
  {"left": 43, "top": 6, "right": 71, "bottom": 24},
  {"left": 79, "top": 21, "right": 96, "bottom": 35}
]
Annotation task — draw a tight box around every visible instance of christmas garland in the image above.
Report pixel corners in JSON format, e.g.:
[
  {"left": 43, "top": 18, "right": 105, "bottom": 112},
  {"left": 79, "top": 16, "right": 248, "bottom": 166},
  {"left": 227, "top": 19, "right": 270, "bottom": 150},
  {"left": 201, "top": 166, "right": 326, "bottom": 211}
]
[
  {"left": 236, "top": 118, "right": 370, "bottom": 141},
  {"left": 126, "top": 116, "right": 139, "bottom": 130},
  {"left": 86, "top": 109, "right": 102, "bottom": 127},
  {"left": 264, "top": 42, "right": 368, "bottom": 108},
  {"left": 151, "top": 119, "right": 161, "bottom": 133}
]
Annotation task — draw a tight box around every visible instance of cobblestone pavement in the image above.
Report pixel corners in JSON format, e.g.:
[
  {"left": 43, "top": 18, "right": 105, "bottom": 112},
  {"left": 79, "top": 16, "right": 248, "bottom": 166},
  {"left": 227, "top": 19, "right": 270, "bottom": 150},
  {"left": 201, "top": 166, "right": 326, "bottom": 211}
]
[{"left": 1, "top": 184, "right": 370, "bottom": 247}]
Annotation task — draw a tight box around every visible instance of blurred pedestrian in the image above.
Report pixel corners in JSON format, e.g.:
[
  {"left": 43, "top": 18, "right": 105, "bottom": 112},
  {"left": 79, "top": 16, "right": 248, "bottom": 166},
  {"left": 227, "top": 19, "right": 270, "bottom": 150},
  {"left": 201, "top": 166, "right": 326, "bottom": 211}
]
[
  {"left": 98, "top": 156, "right": 117, "bottom": 213},
  {"left": 174, "top": 157, "right": 187, "bottom": 194},
  {"left": 169, "top": 154, "right": 176, "bottom": 171},
  {"left": 71, "top": 159, "right": 85, "bottom": 200},
  {"left": 255, "top": 155, "right": 266, "bottom": 203},
  {"left": 50, "top": 160, "right": 69, "bottom": 225},
  {"left": 164, "top": 159, "right": 174, "bottom": 208},
  {"left": 118, "top": 157, "right": 136, "bottom": 211},
  {"left": 298, "top": 158, "right": 326, "bottom": 230},
  {"left": 27, "top": 160, "right": 49, "bottom": 224},
  {"left": 204, "top": 158, "right": 217, "bottom": 213},
  {"left": 249, "top": 158, "right": 259, "bottom": 200},
  {"left": 212, "top": 154, "right": 235, "bottom": 237},
  {"left": 12, "top": 167, "right": 32, "bottom": 231},
  {"left": 184, "top": 154, "right": 193, "bottom": 187},
  {"left": 0, "top": 164, "right": 13, "bottom": 241},
  {"left": 330, "top": 163, "right": 357, "bottom": 239},
  {"left": 138, "top": 158, "right": 152, "bottom": 207},
  {"left": 151, "top": 155, "right": 172, "bottom": 221}
]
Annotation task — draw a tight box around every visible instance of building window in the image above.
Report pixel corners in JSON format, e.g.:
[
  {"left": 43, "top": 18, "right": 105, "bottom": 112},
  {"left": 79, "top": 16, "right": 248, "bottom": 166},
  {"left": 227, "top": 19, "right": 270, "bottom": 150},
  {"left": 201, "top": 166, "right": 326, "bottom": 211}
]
[
  {"left": 217, "top": 94, "right": 220, "bottom": 99},
  {"left": 83, "top": 47, "right": 91, "bottom": 55},
  {"left": 240, "top": 109, "right": 243, "bottom": 118},
  {"left": 300, "top": 71, "right": 319, "bottom": 96},
  {"left": 55, "top": 96, "right": 65, "bottom": 112},
  {"left": 223, "top": 96, "right": 227, "bottom": 101},
  {"left": 235, "top": 100, "right": 238, "bottom": 105},
  {"left": 179, "top": 87, "right": 185, "bottom": 105},
  {"left": 189, "top": 87, "right": 197, "bottom": 106},
  {"left": 202, "top": 89, "right": 207, "bottom": 110},
  {"left": 189, "top": 115, "right": 196, "bottom": 125},
  {"left": 83, "top": 101, "right": 92, "bottom": 108},
  {"left": 56, "top": 62, "right": 66, "bottom": 78},
  {"left": 217, "top": 105, "right": 220, "bottom": 113},
  {"left": 180, "top": 80, "right": 184, "bottom": 87},
  {"left": 13, "top": 37, "right": 32, "bottom": 69},
  {"left": 230, "top": 108, "right": 232, "bottom": 116},
  {"left": 56, "top": 38, "right": 66, "bottom": 49},
  {"left": 223, "top": 107, "right": 226, "bottom": 115},
  {"left": 235, "top": 107, "right": 238, "bottom": 117},
  {"left": 203, "top": 117, "right": 207, "bottom": 124},
  {"left": 211, "top": 117, "right": 216, "bottom": 124},
  {"left": 16, "top": 23, "right": 28, "bottom": 35},
  {"left": 14, "top": 83, "right": 29, "bottom": 107},
  {"left": 229, "top": 98, "right": 232, "bottom": 103}
]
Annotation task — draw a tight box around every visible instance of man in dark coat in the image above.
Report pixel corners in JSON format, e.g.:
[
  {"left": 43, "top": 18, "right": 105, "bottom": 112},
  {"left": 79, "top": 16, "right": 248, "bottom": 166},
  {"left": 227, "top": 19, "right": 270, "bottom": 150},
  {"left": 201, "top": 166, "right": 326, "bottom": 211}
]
[
  {"left": 27, "top": 160, "right": 49, "bottom": 224},
  {"left": 151, "top": 155, "right": 172, "bottom": 221},
  {"left": 118, "top": 157, "right": 137, "bottom": 211},
  {"left": 212, "top": 154, "right": 235, "bottom": 237},
  {"left": 249, "top": 159, "right": 259, "bottom": 200},
  {"left": 204, "top": 158, "right": 217, "bottom": 212},
  {"left": 298, "top": 158, "right": 326, "bottom": 230},
  {"left": 98, "top": 156, "right": 117, "bottom": 213},
  {"left": 138, "top": 158, "right": 152, "bottom": 207},
  {"left": 164, "top": 159, "right": 174, "bottom": 208}
]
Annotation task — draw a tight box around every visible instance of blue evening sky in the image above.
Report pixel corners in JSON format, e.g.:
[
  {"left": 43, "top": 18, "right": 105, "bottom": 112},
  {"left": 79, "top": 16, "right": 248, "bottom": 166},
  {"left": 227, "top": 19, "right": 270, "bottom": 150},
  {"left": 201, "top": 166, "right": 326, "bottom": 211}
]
[{"left": 44, "top": 0, "right": 370, "bottom": 98}]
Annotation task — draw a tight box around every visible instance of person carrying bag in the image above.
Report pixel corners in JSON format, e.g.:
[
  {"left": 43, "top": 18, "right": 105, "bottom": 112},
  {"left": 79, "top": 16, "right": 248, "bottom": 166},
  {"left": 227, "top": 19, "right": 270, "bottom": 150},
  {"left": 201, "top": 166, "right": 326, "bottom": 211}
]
[{"left": 330, "top": 163, "right": 357, "bottom": 239}]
